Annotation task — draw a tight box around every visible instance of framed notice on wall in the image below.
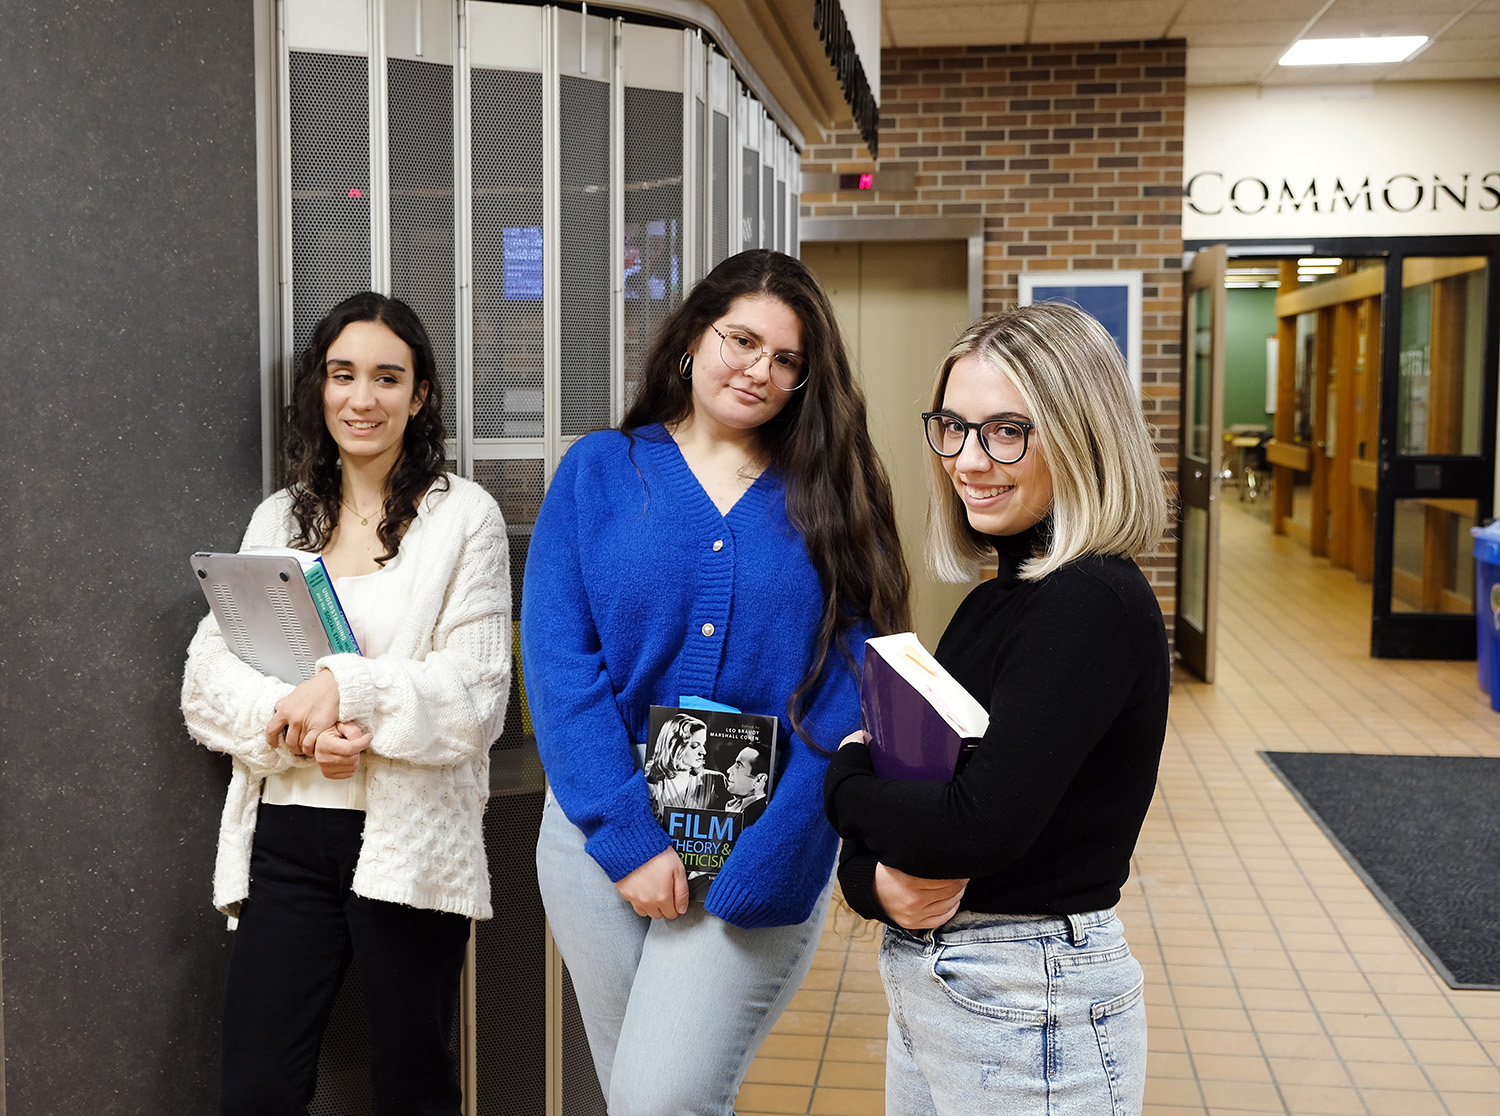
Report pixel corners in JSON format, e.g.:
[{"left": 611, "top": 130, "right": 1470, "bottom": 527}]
[{"left": 1018, "top": 271, "right": 1143, "bottom": 397}]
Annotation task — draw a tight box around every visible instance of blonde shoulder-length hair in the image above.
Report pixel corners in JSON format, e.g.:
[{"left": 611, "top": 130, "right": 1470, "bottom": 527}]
[{"left": 926, "top": 302, "right": 1169, "bottom": 583}]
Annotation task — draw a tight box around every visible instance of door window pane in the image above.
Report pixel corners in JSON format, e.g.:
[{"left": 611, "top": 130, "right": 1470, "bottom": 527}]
[
  {"left": 1186, "top": 286, "right": 1212, "bottom": 461},
  {"left": 1398, "top": 258, "right": 1487, "bottom": 456},
  {"left": 1293, "top": 311, "right": 1316, "bottom": 446},
  {"left": 1180, "top": 505, "right": 1207, "bottom": 631},
  {"left": 1390, "top": 497, "right": 1478, "bottom": 614}
]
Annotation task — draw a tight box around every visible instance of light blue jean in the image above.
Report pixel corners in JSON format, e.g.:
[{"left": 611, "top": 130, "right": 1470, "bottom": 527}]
[
  {"left": 880, "top": 908, "right": 1146, "bottom": 1116},
  {"left": 535, "top": 792, "right": 832, "bottom": 1115}
]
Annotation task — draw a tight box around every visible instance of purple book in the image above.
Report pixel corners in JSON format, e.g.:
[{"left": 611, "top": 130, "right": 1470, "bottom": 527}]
[{"left": 859, "top": 633, "right": 990, "bottom": 781}]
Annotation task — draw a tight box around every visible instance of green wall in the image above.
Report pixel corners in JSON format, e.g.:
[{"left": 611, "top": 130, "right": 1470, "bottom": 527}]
[{"left": 1224, "top": 287, "right": 1278, "bottom": 429}]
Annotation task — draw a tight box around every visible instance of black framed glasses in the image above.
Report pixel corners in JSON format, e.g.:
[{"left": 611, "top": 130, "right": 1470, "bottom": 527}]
[
  {"left": 711, "top": 324, "right": 809, "bottom": 391},
  {"left": 922, "top": 411, "right": 1035, "bottom": 464}
]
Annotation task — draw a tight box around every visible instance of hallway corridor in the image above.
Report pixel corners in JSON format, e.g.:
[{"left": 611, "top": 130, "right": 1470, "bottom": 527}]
[{"left": 737, "top": 501, "right": 1500, "bottom": 1116}]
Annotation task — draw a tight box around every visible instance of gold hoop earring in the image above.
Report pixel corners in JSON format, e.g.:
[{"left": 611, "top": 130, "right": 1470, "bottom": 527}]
[{"left": 679, "top": 352, "right": 692, "bottom": 380}]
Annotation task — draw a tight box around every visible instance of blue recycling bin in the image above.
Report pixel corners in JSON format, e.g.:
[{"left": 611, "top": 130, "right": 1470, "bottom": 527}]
[{"left": 1473, "top": 523, "right": 1500, "bottom": 710}]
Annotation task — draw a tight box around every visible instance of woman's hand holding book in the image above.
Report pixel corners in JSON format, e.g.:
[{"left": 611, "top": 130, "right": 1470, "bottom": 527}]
[
  {"left": 266, "top": 668, "right": 341, "bottom": 756},
  {"left": 616, "top": 848, "right": 690, "bottom": 920}
]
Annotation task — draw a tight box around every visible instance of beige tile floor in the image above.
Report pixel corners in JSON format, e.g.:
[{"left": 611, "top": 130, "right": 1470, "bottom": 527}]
[{"left": 737, "top": 499, "right": 1500, "bottom": 1116}]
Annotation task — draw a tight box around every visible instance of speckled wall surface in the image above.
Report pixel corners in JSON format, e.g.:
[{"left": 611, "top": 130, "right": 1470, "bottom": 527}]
[{"left": 0, "top": 3, "right": 263, "bottom": 1110}]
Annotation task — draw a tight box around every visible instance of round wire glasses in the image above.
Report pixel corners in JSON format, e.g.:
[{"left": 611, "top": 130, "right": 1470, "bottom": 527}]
[{"left": 711, "top": 324, "right": 809, "bottom": 391}]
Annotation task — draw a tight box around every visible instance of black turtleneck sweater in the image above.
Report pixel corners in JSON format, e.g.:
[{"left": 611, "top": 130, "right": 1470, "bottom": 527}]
[{"left": 824, "top": 523, "right": 1169, "bottom": 923}]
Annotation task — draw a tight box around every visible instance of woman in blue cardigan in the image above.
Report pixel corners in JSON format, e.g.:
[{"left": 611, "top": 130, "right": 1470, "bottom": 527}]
[{"left": 521, "top": 249, "right": 908, "bottom": 1113}]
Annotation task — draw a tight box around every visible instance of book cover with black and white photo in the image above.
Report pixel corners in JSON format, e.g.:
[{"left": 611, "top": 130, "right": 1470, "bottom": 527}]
[{"left": 645, "top": 705, "right": 778, "bottom": 879}]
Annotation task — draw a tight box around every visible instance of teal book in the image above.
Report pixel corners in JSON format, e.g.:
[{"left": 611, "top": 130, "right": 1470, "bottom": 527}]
[{"left": 243, "top": 547, "right": 361, "bottom": 655}]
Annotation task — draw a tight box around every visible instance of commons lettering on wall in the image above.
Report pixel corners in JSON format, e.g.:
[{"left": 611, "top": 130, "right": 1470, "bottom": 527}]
[{"left": 1182, "top": 82, "right": 1500, "bottom": 241}]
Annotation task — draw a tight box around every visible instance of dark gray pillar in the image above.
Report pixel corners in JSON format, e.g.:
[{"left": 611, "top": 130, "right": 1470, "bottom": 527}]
[{"left": 0, "top": 3, "right": 263, "bottom": 1111}]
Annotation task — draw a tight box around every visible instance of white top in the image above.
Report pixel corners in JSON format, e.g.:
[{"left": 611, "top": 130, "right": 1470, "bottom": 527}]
[
  {"left": 261, "top": 517, "right": 427, "bottom": 811},
  {"left": 182, "top": 475, "right": 511, "bottom": 922}
]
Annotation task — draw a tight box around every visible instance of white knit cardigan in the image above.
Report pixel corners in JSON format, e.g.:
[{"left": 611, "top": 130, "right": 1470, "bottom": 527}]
[{"left": 182, "top": 475, "right": 510, "bottom": 922}]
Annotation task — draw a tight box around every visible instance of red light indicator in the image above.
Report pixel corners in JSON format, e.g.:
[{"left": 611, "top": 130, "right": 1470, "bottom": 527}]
[
  {"left": 858, "top": 173, "right": 873, "bottom": 190},
  {"left": 349, "top": 188, "right": 362, "bottom": 198}
]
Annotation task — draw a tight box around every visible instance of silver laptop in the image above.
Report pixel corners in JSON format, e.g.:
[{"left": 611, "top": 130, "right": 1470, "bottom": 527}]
[{"left": 190, "top": 552, "right": 335, "bottom": 683}]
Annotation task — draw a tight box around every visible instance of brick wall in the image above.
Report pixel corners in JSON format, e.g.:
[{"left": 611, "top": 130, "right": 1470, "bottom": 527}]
[{"left": 800, "top": 39, "right": 1186, "bottom": 615}]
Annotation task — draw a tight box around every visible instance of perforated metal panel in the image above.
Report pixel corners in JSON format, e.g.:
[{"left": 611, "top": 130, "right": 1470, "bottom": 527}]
[
  {"left": 470, "top": 67, "right": 545, "bottom": 440},
  {"left": 761, "top": 164, "right": 774, "bottom": 251},
  {"left": 712, "top": 111, "right": 728, "bottom": 266},
  {"left": 472, "top": 458, "right": 541, "bottom": 753},
  {"left": 560, "top": 75, "right": 612, "bottom": 436},
  {"left": 473, "top": 462, "right": 541, "bottom": 631},
  {"left": 623, "top": 85, "right": 683, "bottom": 407},
  {"left": 741, "top": 146, "right": 759, "bottom": 251},
  {"left": 388, "top": 57, "right": 457, "bottom": 433},
  {"left": 289, "top": 51, "right": 371, "bottom": 356},
  {"left": 695, "top": 99, "right": 707, "bottom": 280},
  {"left": 474, "top": 788, "right": 548, "bottom": 1115},
  {"left": 776, "top": 177, "right": 786, "bottom": 254}
]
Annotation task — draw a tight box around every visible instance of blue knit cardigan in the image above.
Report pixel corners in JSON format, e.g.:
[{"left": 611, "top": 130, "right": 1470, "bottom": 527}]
[{"left": 520, "top": 424, "right": 868, "bottom": 928}]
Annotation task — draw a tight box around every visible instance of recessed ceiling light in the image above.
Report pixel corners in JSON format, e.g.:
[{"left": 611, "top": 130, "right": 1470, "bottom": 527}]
[{"left": 1280, "top": 37, "right": 1427, "bottom": 66}]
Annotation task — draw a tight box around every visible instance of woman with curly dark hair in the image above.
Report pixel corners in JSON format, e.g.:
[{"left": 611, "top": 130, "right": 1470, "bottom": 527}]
[
  {"left": 521, "top": 249, "right": 909, "bottom": 1113},
  {"left": 182, "top": 292, "right": 510, "bottom": 1115}
]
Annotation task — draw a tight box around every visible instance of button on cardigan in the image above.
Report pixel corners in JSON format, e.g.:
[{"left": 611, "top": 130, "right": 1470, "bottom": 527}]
[{"left": 521, "top": 424, "right": 868, "bottom": 929}]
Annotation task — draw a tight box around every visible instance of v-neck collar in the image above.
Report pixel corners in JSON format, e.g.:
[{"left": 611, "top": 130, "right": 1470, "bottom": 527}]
[{"left": 641, "top": 422, "right": 777, "bottom": 522}]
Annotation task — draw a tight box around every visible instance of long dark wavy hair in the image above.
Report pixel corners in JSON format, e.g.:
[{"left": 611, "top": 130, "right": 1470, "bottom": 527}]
[
  {"left": 283, "top": 291, "right": 448, "bottom": 565},
  {"left": 621, "top": 249, "right": 911, "bottom": 748}
]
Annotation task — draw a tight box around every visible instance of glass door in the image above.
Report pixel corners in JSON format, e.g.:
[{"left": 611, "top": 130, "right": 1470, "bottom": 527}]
[
  {"left": 1176, "top": 245, "right": 1227, "bottom": 681},
  {"left": 1372, "top": 251, "right": 1498, "bottom": 657}
]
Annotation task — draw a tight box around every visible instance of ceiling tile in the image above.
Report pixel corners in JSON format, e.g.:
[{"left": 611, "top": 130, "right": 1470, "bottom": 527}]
[
  {"left": 1447, "top": 12, "right": 1500, "bottom": 37},
  {"left": 1390, "top": 58, "right": 1500, "bottom": 77},
  {"left": 1314, "top": 0, "right": 1474, "bottom": 16},
  {"left": 884, "top": 3, "right": 1030, "bottom": 46},
  {"left": 1402, "top": 37, "right": 1500, "bottom": 62},
  {"left": 1306, "top": 15, "right": 1455, "bottom": 38},
  {"left": 1262, "top": 60, "right": 1408, "bottom": 82},
  {"left": 1030, "top": 0, "right": 1181, "bottom": 38},
  {"left": 1174, "top": 0, "right": 1329, "bottom": 21},
  {"left": 874, "top": 0, "right": 1500, "bottom": 86},
  {"left": 1167, "top": 21, "right": 1308, "bottom": 48},
  {"left": 1188, "top": 45, "right": 1286, "bottom": 83}
]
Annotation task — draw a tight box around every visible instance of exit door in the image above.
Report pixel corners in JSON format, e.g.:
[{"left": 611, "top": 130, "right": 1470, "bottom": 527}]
[
  {"left": 1371, "top": 248, "right": 1500, "bottom": 658},
  {"left": 1176, "top": 245, "right": 1228, "bottom": 682}
]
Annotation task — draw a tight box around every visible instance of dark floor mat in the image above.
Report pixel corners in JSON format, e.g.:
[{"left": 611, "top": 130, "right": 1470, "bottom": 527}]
[{"left": 1261, "top": 752, "right": 1500, "bottom": 990}]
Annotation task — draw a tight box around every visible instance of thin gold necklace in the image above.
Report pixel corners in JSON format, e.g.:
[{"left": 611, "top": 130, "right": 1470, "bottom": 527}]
[{"left": 342, "top": 497, "right": 379, "bottom": 526}]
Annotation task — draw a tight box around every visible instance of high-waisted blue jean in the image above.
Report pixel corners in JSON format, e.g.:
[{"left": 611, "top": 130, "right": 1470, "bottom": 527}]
[
  {"left": 879, "top": 908, "right": 1146, "bottom": 1116},
  {"left": 536, "top": 792, "right": 832, "bottom": 1116}
]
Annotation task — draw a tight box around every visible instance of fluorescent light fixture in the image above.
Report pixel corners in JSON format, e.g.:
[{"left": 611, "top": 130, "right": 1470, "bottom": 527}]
[
  {"left": 1280, "top": 37, "right": 1426, "bottom": 66},
  {"left": 1297, "top": 257, "right": 1342, "bottom": 266}
]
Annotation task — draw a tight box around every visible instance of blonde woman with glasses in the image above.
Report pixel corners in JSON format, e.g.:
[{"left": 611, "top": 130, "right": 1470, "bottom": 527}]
[{"left": 825, "top": 302, "right": 1170, "bottom": 1116}]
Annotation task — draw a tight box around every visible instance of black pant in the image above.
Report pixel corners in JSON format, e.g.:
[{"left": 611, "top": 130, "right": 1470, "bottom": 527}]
[{"left": 221, "top": 805, "right": 471, "bottom": 1116}]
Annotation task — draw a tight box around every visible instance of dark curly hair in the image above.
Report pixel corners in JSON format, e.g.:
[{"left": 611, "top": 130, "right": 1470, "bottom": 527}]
[
  {"left": 621, "top": 249, "right": 910, "bottom": 748},
  {"left": 283, "top": 291, "right": 448, "bottom": 565}
]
